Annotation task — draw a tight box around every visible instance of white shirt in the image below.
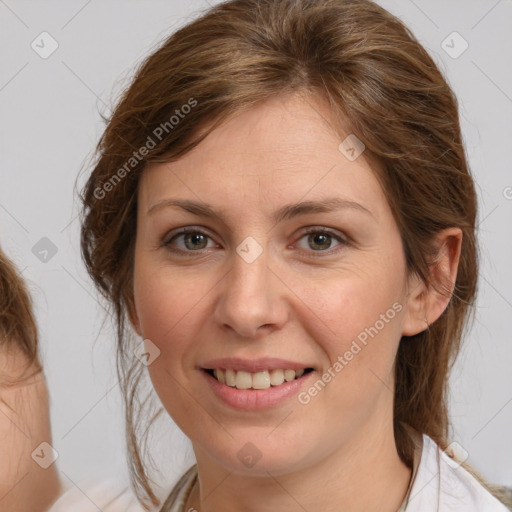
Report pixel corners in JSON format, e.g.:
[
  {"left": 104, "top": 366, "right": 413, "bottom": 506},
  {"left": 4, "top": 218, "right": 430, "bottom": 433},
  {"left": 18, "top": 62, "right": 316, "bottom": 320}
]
[
  {"left": 403, "top": 433, "right": 508, "bottom": 511},
  {"left": 48, "top": 434, "right": 509, "bottom": 511}
]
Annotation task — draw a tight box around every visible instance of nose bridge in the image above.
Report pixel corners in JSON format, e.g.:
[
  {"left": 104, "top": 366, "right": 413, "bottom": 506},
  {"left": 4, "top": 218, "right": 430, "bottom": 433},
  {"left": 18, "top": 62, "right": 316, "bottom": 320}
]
[{"left": 214, "top": 242, "right": 286, "bottom": 337}]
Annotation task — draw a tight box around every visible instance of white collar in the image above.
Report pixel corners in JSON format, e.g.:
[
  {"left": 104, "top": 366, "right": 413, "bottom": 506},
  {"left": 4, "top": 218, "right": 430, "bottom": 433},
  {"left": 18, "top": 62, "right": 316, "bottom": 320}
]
[{"left": 404, "top": 432, "right": 508, "bottom": 511}]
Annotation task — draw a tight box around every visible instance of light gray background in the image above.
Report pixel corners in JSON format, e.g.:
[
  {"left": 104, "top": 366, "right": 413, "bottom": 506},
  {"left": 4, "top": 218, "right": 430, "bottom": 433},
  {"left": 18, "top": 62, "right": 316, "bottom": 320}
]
[{"left": 0, "top": 0, "right": 511, "bottom": 497}]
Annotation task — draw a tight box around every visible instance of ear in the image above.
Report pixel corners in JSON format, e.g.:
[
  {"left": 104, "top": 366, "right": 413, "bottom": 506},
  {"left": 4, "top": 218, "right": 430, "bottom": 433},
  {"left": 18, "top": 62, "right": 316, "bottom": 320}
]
[{"left": 401, "top": 227, "right": 462, "bottom": 336}]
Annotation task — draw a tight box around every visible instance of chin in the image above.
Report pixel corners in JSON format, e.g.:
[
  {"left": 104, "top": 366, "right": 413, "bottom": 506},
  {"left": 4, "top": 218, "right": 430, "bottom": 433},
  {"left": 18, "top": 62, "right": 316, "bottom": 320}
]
[{"left": 197, "top": 431, "right": 313, "bottom": 477}]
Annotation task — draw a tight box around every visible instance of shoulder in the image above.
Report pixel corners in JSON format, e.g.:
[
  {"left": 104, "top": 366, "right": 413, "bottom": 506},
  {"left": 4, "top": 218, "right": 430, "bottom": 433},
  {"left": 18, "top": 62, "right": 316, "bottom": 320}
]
[
  {"left": 407, "top": 433, "right": 509, "bottom": 512},
  {"left": 436, "top": 437, "right": 509, "bottom": 511},
  {"left": 48, "top": 476, "right": 149, "bottom": 512}
]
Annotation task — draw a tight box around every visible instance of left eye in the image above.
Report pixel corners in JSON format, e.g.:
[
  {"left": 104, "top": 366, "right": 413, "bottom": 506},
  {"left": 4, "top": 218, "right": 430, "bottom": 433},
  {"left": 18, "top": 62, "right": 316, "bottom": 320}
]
[{"left": 295, "top": 229, "right": 345, "bottom": 253}]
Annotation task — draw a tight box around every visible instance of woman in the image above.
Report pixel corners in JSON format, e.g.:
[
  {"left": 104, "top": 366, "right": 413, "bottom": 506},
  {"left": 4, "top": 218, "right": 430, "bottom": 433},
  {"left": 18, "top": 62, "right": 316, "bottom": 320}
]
[
  {"left": 54, "top": 0, "right": 511, "bottom": 510},
  {"left": 0, "top": 248, "right": 62, "bottom": 511}
]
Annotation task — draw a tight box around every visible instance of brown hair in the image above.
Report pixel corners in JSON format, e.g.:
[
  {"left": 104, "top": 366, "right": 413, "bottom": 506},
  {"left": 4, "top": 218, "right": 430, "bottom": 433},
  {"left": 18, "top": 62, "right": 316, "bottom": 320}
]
[
  {"left": 0, "top": 247, "right": 41, "bottom": 385},
  {"left": 79, "top": 0, "right": 507, "bottom": 508}
]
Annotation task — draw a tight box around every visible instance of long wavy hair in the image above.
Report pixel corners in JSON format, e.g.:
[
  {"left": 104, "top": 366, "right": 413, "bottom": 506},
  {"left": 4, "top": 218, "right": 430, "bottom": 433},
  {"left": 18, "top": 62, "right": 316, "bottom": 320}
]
[{"left": 79, "top": 0, "right": 507, "bottom": 508}]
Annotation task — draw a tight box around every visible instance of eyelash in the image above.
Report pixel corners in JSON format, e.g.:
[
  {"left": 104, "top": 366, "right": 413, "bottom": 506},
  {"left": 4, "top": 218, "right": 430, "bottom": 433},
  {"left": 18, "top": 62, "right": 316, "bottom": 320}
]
[{"left": 161, "top": 226, "right": 348, "bottom": 258}]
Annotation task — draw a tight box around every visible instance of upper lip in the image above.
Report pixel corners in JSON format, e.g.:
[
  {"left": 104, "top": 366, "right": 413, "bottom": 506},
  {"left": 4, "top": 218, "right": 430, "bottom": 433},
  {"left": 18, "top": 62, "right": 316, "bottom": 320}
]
[{"left": 200, "top": 357, "right": 314, "bottom": 373}]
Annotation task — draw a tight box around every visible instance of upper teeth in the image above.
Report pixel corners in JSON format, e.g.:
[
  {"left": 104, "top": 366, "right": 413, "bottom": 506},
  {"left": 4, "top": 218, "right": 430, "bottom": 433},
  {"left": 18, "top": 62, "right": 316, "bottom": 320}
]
[{"left": 213, "top": 368, "right": 306, "bottom": 390}]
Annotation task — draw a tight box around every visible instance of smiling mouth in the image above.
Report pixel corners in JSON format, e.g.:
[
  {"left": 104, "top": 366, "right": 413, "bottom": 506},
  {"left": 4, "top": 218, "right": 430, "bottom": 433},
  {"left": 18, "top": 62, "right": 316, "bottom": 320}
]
[{"left": 203, "top": 367, "right": 314, "bottom": 390}]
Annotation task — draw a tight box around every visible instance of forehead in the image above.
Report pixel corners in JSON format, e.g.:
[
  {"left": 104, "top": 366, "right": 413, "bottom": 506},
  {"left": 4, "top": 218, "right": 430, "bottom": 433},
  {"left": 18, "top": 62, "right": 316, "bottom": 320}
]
[{"left": 139, "top": 93, "right": 387, "bottom": 217}]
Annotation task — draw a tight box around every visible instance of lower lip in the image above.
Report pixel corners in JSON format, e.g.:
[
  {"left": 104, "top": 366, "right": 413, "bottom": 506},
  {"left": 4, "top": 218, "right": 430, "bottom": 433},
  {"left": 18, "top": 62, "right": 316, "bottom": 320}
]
[{"left": 201, "top": 369, "right": 315, "bottom": 410}]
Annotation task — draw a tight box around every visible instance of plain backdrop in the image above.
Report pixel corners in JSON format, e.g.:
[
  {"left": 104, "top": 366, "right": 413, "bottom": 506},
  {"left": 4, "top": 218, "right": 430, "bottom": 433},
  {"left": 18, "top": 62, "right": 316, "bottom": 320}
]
[{"left": 0, "top": 0, "right": 511, "bottom": 498}]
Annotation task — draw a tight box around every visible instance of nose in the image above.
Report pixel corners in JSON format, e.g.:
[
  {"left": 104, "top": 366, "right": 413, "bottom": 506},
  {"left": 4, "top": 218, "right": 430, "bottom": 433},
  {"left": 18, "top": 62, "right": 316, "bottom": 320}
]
[{"left": 213, "top": 247, "right": 288, "bottom": 339}]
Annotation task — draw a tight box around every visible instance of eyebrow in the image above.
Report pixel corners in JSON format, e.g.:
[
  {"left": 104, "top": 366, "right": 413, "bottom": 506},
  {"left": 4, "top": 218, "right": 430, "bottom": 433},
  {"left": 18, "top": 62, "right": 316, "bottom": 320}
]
[{"left": 147, "top": 197, "right": 373, "bottom": 223}]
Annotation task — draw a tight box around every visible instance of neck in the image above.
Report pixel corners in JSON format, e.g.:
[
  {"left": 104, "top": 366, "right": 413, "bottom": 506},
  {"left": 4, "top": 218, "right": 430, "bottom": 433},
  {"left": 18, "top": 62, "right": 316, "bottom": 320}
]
[{"left": 186, "top": 420, "right": 412, "bottom": 512}]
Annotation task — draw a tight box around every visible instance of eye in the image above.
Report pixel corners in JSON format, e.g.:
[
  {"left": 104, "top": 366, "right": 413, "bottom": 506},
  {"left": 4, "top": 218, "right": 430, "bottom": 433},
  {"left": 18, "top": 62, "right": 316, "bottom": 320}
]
[
  {"left": 294, "top": 228, "right": 347, "bottom": 256},
  {"left": 162, "top": 226, "right": 348, "bottom": 257},
  {"left": 163, "top": 227, "right": 217, "bottom": 254}
]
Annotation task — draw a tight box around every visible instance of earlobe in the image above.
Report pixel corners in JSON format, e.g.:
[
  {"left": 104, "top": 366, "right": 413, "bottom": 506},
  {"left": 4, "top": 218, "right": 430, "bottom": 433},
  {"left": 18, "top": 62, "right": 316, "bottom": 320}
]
[{"left": 401, "top": 227, "right": 463, "bottom": 337}]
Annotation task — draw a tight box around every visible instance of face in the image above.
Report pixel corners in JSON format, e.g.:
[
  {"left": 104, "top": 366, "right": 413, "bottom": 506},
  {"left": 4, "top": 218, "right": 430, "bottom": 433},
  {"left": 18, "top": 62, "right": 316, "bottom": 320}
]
[{"left": 132, "top": 92, "right": 418, "bottom": 476}]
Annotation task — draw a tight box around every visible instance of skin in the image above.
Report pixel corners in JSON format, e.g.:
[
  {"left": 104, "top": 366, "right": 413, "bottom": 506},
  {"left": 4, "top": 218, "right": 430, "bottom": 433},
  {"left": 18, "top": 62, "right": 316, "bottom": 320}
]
[
  {"left": 0, "top": 347, "right": 62, "bottom": 512},
  {"left": 131, "top": 91, "right": 461, "bottom": 512}
]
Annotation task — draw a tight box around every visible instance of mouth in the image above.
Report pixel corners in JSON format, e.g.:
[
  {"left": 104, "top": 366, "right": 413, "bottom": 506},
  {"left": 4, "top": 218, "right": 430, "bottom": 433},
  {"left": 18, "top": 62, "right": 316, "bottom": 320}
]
[{"left": 202, "top": 367, "right": 315, "bottom": 390}]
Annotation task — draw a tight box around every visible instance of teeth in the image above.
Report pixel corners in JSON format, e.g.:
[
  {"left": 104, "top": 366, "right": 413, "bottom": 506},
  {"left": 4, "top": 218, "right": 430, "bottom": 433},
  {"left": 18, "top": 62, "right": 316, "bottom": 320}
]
[
  {"left": 211, "top": 368, "right": 308, "bottom": 390},
  {"left": 269, "top": 369, "right": 284, "bottom": 386},
  {"left": 235, "top": 371, "right": 252, "bottom": 390},
  {"left": 225, "top": 369, "right": 236, "bottom": 387},
  {"left": 252, "top": 371, "right": 271, "bottom": 390},
  {"left": 284, "top": 369, "right": 296, "bottom": 382},
  {"left": 213, "top": 369, "right": 225, "bottom": 384}
]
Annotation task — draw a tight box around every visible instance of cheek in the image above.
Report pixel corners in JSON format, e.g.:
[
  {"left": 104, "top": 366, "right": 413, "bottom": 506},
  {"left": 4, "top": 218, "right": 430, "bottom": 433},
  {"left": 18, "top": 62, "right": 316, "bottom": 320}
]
[
  {"left": 302, "top": 279, "right": 404, "bottom": 413},
  {"left": 302, "top": 266, "right": 404, "bottom": 347},
  {"left": 132, "top": 265, "right": 212, "bottom": 423},
  {"left": 297, "top": 267, "right": 405, "bottom": 409},
  {"left": 133, "top": 263, "right": 215, "bottom": 363}
]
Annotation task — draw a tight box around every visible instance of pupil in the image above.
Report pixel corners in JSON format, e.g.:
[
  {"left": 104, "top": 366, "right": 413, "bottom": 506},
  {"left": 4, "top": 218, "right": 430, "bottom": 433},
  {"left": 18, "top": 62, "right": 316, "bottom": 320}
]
[
  {"left": 310, "top": 233, "right": 330, "bottom": 250},
  {"left": 185, "top": 233, "right": 206, "bottom": 250}
]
